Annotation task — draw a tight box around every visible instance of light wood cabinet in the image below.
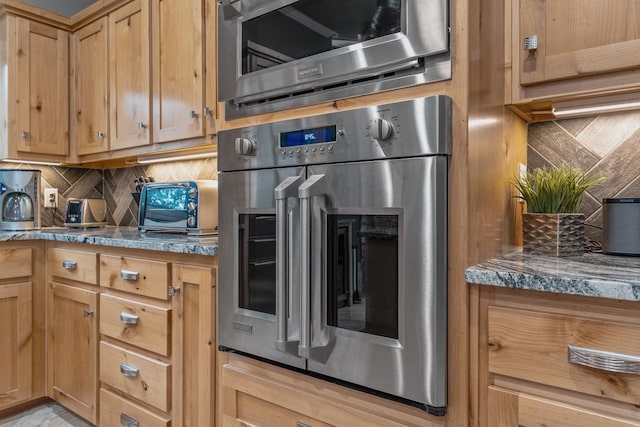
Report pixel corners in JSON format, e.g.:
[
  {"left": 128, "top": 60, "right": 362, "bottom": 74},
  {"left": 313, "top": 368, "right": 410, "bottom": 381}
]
[
  {"left": 73, "top": 18, "right": 109, "bottom": 155},
  {"left": 151, "top": 0, "right": 217, "bottom": 143},
  {"left": 109, "top": 0, "right": 151, "bottom": 151},
  {"left": 471, "top": 286, "right": 640, "bottom": 427},
  {"left": 99, "top": 249, "right": 216, "bottom": 426},
  {"left": 47, "top": 282, "right": 99, "bottom": 424},
  {"left": 0, "top": 248, "right": 33, "bottom": 411},
  {"left": 509, "top": 0, "right": 640, "bottom": 114},
  {"left": 0, "top": 15, "right": 69, "bottom": 161}
]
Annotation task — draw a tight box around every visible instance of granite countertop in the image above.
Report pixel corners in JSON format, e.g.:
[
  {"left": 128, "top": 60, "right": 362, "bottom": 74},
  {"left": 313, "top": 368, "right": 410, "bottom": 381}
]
[
  {"left": 0, "top": 226, "right": 218, "bottom": 256},
  {"left": 466, "top": 251, "right": 640, "bottom": 302}
]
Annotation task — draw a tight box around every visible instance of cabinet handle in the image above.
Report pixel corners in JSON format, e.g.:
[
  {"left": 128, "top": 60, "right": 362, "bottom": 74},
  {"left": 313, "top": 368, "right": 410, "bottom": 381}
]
[
  {"left": 168, "top": 286, "right": 181, "bottom": 297},
  {"left": 523, "top": 35, "right": 538, "bottom": 51},
  {"left": 120, "top": 363, "right": 139, "bottom": 378},
  {"left": 21, "top": 131, "right": 29, "bottom": 138},
  {"left": 190, "top": 110, "right": 200, "bottom": 119},
  {"left": 62, "top": 260, "right": 78, "bottom": 270},
  {"left": 137, "top": 121, "right": 147, "bottom": 129},
  {"left": 97, "top": 131, "right": 105, "bottom": 138},
  {"left": 120, "top": 413, "right": 139, "bottom": 427},
  {"left": 83, "top": 310, "right": 94, "bottom": 318},
  {"left": 568, "top": 345, "right": 640, "bottom": 375},
  {"left": 296, "top": 423, "right": 311, "bottom": 427},
  {"left": 203, "top": 107, "right": 212, "bottom": 116},
  {"left": 120, "top": 312, "right": 140, "bottom": 325},
  {"left": 120, "top": 270, "right": 140, "bottom": 281}
]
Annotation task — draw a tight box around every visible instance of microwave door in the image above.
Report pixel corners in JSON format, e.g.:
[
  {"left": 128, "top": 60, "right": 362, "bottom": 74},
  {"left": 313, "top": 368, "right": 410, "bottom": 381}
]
[
  {"left": 302, "top": 158, "right": 448, "bottom": 411},
  {"left": 218, "top": 167, "right": 306, "bottom": 369}
]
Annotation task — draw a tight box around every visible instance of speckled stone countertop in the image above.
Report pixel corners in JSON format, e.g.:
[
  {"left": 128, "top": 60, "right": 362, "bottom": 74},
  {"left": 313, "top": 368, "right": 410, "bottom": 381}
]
[
  {"left": 465, "top": 251, "right": 640, "bottom": 302},
  {"left": 0, "top": 226, "right": 218, "bottom": 256}
]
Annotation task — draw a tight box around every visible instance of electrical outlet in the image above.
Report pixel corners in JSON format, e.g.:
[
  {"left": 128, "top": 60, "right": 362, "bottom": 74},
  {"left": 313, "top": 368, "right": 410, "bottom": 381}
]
[{"left": 44, "top": 188, "right": 58, "bottom": 208}]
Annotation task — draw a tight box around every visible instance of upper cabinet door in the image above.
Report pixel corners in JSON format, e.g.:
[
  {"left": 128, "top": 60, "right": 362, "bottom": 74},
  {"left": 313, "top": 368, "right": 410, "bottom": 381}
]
[
  {"left": 15, "top": 18, "right": 69, "bottom": 156},
  {"left": 73, "top": 18, "right": 109, "bottom": 155},
  {"left": 109, "top": 0, "right": 151, "bottom": 150},
  {"left": 151, "top": 0, "right": 206, "bottom": 143},
  {"left": 519, "top": 0, "right": 640, "bottom": 85}
]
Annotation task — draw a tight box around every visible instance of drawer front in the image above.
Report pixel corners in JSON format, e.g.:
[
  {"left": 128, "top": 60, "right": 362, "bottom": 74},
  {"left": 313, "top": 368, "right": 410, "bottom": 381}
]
[
  {"left": 489, "top": 387, "right": 640, "bottom": 427},
  {"left": 100, "top": 388, "right": 170, "bottom": 427},
  {"left": 0, "top": 248, "right": 32, "bottom": 279},
  {"left": 100, "top": 341, "right": 171, "bottom": 411},
  {"left": 100, "top": 254, "right": 168, "bottom": 300},
  {"left": 100, "top": 294, "right": 170, "bottom": 356},
  {"left": 488, "top": 306, "right": 640, "bottom": 405},
  {"left": 48, "top": 248, "right": 97, "bottom": 284}
]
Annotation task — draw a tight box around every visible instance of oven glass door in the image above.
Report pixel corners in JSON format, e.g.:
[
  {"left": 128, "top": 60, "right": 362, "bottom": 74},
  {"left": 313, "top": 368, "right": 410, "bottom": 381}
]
[
  {"left": 302, "top": 157, "right": 448, "bottom": 410},
  {"left": 241, "top": 0, "right": 401, "bottom": 75},
  {"left": 218, "top": 167, "right": 306, "bottom": 369}
]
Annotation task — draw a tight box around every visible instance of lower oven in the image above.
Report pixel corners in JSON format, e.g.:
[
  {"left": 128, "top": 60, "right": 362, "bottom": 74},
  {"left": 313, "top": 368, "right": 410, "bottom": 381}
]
[{"left": 218, "top": 95, "right": 451, "bottom": 415}]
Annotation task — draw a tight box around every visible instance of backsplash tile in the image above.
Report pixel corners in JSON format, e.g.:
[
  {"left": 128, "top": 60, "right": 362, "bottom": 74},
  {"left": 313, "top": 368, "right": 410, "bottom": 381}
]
[
  {"left": 0, "top": 157, "right": 217, "bottom": 228},
  {"left": 528, "top": 110, "right": 640, "bottom": 245}
]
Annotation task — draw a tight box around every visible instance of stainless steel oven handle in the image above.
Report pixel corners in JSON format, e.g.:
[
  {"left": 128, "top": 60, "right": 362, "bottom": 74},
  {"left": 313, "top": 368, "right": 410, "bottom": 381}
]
[
  {"left": 274, "top": 175, "right": 304, "bottom": 355},
  {"left": 144, "top": 182, "right": 190, "bottom": 189},
  {"left": 298, "top": 174, "right": 328, "bottom": 359}
]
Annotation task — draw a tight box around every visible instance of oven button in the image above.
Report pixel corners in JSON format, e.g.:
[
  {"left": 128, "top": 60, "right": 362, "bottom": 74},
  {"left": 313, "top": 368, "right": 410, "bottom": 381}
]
[
  {"left": 328, "top": 145, "right": 334, "bottom": 151},
  {"left": 188, "top": 187, "right": 197, "bottom": 197},
  {"left": 288, "top": 149, "right": 294, "bottom": 154},
  {"left": 187, "top": 216, "right": 196, "bottom": 227},
  {"left": 280, "top": 149, "right": 286, "bottom": 155},
  {"left": 234, "top": 137, "right": 257, "bottom": 155},
  {"left": 371, "top": 118, "right": 395, "bottom": 141},
  {"left": 296, "top": 148, "right": 301, "bottom": 153},
  {"left": 311, "top": 147, "right": 317, "bottom": 152},
  {"left": 187, "top": 201, "right": 197, "bottom": 211},
  {"left": 304, "top": 148, "right": 309, "bottom": 153}
]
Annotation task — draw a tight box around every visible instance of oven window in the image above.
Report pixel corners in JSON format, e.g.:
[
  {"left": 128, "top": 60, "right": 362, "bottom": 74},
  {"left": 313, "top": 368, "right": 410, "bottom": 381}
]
[
  {"left": 144, "top": 187, "right": 188, "bottom": 223},
  {"left": 326, "top": 214, "right": 398, "bottom": 339},
  {"left": 242, "top": 0, "right": 402, "bottom": 74},
  {"left": 238, "top": 214, "right": 277, "bottom": 315}
]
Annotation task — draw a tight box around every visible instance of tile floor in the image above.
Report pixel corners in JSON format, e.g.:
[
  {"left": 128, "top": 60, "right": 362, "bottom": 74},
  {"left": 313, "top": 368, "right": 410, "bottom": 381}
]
[{"left": 0, "top": 402, "right": 92, "bottom": 427}]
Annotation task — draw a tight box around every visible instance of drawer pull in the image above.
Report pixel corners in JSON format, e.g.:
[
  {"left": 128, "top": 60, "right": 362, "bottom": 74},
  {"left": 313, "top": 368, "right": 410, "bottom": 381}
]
[
  {"left": 120, "top": 363, "right": 140, "bottom": 378},
  {"left": 120, "top": 270, "right": 140, "bottom": 281},
  {"left": 62, "top": 260, "right": 78, "bottom": 270},
  {"left": 120, "top": 413, "right": 139, "bottom": 427},
  {"left": 83, "top": 310, "right": 94, "bottom": 318},
  {"left": 568, "top": 345, "right": 640, "bottom": 375},
  {"left": 120, "top": 312, "right": 140, "bottom": 325},
  {"left": 296, "top": 423, "right": 311, "bottom": 427}
]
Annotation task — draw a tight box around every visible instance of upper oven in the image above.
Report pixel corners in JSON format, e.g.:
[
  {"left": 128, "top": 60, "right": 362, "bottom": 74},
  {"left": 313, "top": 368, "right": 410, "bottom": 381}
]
[{"left": 218, "top": 0, "right": 450, "bottom": 119}]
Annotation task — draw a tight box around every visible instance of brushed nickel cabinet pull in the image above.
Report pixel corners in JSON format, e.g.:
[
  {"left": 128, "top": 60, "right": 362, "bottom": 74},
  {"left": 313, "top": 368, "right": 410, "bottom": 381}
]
[
  {"left": 97, "top": 131, "right": 105, "bottom": 138},
  {"left": 568, "top": 345, "right": 640, "bottom": 375},
  {"left": 296, "top": 422, "right": 311, "bottom": 427},
  {"left": 120, "top": 413, "right": 139, "bottom": 427},
  {"left": 168, "top": 286, "right": 181, "bottom": 297},
  {"left": 120, "top": 312, "right": 140, "bottom": 325},
  {"left": 120, "top": 270, "right": 140, "bottom": 281},
  {"left": 83, "top": 310, "right": 94, "bottom": 318},
  {"left": 62, "top": 260, "right": 78, "bottom": 270},
  {"left": 190, "top": 110, "right": 200, "bottom": 119},
  {"left": 523, "top": 35, "right": 538, "bottom": 51},
  {"left": 21, "top": 131, "right": 29, "bottom": 138},
  {"left": 203, "top": 107, "right": 212, "bottom": 116},
  {"left": 120, "top": 363, "right": 139, "bottom": 378},
  {"left": 137, "top": 121, "right": 147, "bottom": 129}
]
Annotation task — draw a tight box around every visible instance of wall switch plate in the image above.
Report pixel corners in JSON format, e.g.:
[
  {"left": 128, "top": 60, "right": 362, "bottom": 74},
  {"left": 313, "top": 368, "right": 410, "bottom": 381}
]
[{"left": 44, "top": 188, "right": 58, "bottom": 208}]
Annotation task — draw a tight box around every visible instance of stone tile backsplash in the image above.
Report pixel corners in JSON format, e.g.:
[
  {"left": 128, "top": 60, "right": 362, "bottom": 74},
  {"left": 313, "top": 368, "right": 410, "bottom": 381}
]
[{"left": 527, "top": 110, "right": 640, "bottom": 244}]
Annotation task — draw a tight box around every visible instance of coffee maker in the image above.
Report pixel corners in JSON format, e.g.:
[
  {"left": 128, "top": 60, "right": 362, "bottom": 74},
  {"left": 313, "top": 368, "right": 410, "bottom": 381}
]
[{"left": 0, "top": 169, "right": 41, "bottom": 230}]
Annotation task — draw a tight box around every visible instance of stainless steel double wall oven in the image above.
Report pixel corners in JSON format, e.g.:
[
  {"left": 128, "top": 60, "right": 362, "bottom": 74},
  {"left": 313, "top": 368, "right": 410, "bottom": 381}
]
[
  {"left": 218, "top": 96, "right": 451, "bottom": 415},
  {"left": 218, "top": 0, "right": 450, "bottom": 118}
]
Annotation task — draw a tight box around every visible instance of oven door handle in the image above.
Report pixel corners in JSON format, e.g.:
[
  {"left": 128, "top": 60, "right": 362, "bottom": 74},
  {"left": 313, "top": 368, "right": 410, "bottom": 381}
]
[
  {"left": 274, "top": 175, "right": 304, "bottom": 355},
  {"left": 298, "top": 174, "right": 329, "bottom": 359}
]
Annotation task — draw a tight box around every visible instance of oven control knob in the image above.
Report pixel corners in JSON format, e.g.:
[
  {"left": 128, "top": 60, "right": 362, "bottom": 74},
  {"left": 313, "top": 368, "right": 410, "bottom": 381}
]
[
  {"left": 371, "top": 118, "right": 394, "bottom": 141},
  {"left": 187, "top": 201, "right": 197, "bottom": 211},
  {"left": 235, "top": 137, "right": 257, "bottom": 156},
  {"left": 187, "top": 216, "right": 196, "bottom": 227},
  {"left": 188, "top": 187, "right": 197, "bottom": 197}
]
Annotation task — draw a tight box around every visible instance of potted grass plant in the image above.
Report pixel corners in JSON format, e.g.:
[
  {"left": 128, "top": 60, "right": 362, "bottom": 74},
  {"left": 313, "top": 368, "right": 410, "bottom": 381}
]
[{"left": 511, "top": 165, "right": 604, "bottom": 256}]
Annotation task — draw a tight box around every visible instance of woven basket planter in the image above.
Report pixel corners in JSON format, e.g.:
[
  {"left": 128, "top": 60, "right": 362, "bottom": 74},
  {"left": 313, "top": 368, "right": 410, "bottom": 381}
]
[{"left": 522, "top": 213, "right": 585, "bottom": 256}]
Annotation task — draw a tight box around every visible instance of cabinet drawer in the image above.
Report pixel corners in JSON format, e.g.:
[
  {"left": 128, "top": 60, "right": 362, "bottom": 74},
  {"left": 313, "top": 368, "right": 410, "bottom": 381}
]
[
  {"left": 47, "top": 248, "right": 97, "bottom": 284},
  {"left": 488, "top": 387, "right": 640, "bottom": 427},
  {"left": 100, "top": 254, "right": 168, "bottom": 300},
  {"left": 0, "top": 248, "right": 31, "bottom": 279},
  {"left": 488, "top": 306, "right": 640, "bottom": 405},
  {"left": 100, "top": 293, "right": 170, "bottom": 356},
  {"left": 100, "top": 388, "right": 170, "bottom": 427},
  {"left": 100, "top": 341, "right": 171, "bottom": 412}
]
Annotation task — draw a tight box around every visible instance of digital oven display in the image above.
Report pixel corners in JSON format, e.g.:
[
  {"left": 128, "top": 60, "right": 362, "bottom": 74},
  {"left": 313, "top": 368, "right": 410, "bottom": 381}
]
[{"left": 280, "top": 126, "right": 337, "bottom": 148}]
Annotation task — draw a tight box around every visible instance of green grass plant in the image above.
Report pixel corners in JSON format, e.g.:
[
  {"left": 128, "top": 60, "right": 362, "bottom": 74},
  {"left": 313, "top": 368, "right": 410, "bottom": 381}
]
[{"left": 511, "top": 165, "right": 604, "bottom": 213}]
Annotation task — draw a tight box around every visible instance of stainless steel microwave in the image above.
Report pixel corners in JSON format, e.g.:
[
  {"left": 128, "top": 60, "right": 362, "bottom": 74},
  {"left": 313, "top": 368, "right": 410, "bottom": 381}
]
[
  {"left": 218, "top": 0, "right": 451, "bottom": 119},
  {"left": 138, "top": 180, "right": 218, "bottom": 235}
]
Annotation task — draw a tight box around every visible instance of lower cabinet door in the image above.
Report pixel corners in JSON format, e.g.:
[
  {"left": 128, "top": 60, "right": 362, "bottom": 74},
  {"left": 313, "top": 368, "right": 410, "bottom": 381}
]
[
  {"left": 0, "top": 282, "right": 32, "bottom": 410},
  {"left": 488, "top": 387, "right": 640, "bottom": 427},
  {"left": 100, "top": 388, "right": 170, "bottom": 427},
  {"left": 47, "top": 282, "right": 98, "bottom": 424}
]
